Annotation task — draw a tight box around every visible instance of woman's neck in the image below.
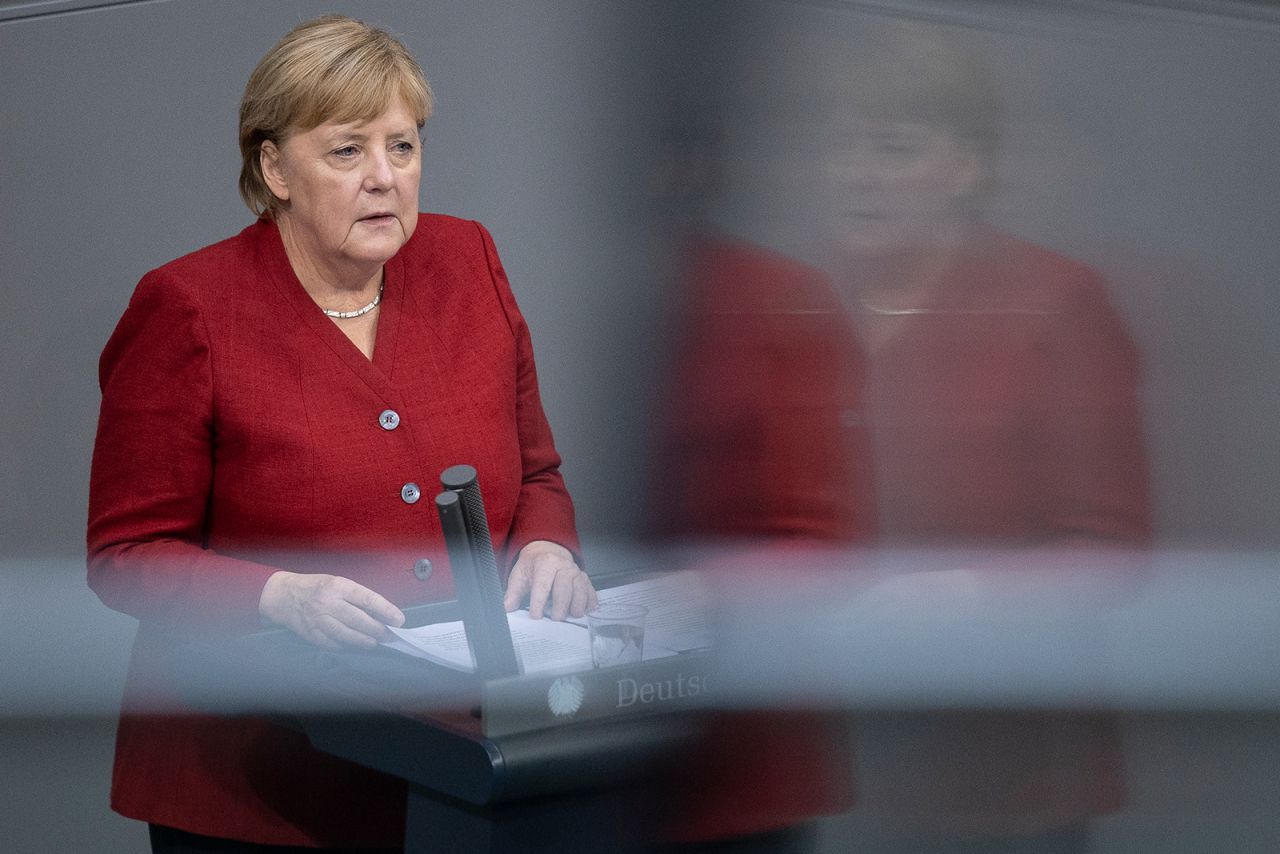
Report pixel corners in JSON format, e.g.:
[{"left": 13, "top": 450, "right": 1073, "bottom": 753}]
[
  {"left": 275, "top": 215, "right": 382, "bottom": 311},
  {"left": 857, "top": 247, "right": 955, "bottom": 310},
  {"left": 839, "top": 218, "right": 973, "bottom": 311}
]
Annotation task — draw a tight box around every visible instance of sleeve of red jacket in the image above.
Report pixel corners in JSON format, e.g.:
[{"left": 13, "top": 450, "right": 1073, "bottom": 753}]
[
  {"left": 473, "top": 222, "right": 583, "bottom": 567},
  {"left": 651, "top": 246, "right": 874, "bottom": 542},
  {"left": 87, "top": 270, "right": 280, "bottom": 635},
  {"left": 1037, "top": 269, "right": 1153, "bottom": 545}
]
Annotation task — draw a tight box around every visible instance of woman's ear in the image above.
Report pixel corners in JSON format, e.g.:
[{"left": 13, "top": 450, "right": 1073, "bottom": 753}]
[{"left": 260, "top": 140, "right": 290, "bottom": 203}]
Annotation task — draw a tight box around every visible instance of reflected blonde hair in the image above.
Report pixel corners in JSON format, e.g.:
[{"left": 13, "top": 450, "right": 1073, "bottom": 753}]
[
  {"left": 238, "top": 15, "right": 434, "bottom": 216},
  {"left": 845, "top": 26, "right": 1001, "bottom": 157},
  {"left": 829, "top": 24, "right": 1001, "bottom": 201}
]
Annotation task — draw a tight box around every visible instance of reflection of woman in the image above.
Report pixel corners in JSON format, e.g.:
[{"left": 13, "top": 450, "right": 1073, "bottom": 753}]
[
  {"left": 827, "top": 31, "right": 1150, "bottom": 851},
  {"left": 657, "top": 235, "right": 875, "bottom": 543},
  {"left": 656, "top": 20, "right": 1151, "bottom": 851},
  {"left": 87, "top": 16, "right": 593, "bottom": 851},
  {"left": 830, "top": 156, "right": 1151, "bottom": 545},
  {"left": 647, "top": 72, "right": 871, "bottom": 854}
]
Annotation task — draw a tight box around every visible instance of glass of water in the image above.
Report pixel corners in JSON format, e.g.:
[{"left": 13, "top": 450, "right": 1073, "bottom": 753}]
[{"left": 586, "top": 603, "right": 648, "bottom": 668}]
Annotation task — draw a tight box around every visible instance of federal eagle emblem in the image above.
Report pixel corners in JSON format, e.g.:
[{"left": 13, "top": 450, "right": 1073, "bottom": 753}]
[{"left": 547, "top": 675, "right": 586, "bottom": 717}]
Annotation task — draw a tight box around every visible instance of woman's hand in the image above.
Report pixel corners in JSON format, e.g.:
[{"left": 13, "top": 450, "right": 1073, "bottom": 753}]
[
  {"left": 503, "top": 540, "right": 597, "bottom": 621},
  {"left": 259, "top": 571, "right": 405, "bottom": 649}
]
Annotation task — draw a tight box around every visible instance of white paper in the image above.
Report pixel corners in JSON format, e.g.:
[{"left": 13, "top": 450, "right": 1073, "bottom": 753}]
[
  {"left": 569, "top": 571, "right": 714, "bottom": 654},
  {"left": 385, "top": 610, "right": 595, "bottom": 674},
  {"left": 383, "top": 573, "right": 712, "bottom": 673}
]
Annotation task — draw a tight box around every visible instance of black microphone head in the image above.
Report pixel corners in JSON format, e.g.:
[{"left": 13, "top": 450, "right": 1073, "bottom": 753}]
[{"left": 440, "top": 464, "right": 478, "bottom": 491}]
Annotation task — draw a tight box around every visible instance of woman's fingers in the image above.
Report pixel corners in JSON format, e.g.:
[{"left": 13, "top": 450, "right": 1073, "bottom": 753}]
[
  {"left": 547, "top": 559, "right": 594, "bottom": 621},
  {"left": 343, "top": 581, "right": 406, "bottom": 628},
  {"left": 326, "top": 598, "right": 394, "bottom": 642},
  {"left": 571, "top": 571, "right": 598, "bottom": 618},
  {"left": 314, "top": 612, "right": 380, "bottom": 649},
  {"left": 527, "top": 554, "right": 560, "bottom": 620},
  {"left": 260, "top": 571, "right": 404, "bottom": 649},
  {"left": 506, "top": 541, "right": 596, "bottom": 621},
  {"left": 503, "top": 562, "right": 532, "bottom": 613}
]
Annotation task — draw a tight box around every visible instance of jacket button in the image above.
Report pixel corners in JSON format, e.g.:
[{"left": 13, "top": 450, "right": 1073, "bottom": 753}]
[
  {"left": 400, "top": 483, "right": 421, "bottom": 504},
  {"left": 413, "top": 558, "right": 433, "bottom": 581},
  {"left": 379, "top": 409, "right": 401, "bottom": 430}
]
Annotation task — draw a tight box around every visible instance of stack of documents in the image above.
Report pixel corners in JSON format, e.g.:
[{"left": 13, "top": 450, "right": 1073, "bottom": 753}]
[{"left": 383, "top": 572, "right": 711, "bottom": 675}]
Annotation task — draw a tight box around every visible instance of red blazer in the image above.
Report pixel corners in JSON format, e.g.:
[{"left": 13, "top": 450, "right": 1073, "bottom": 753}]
[
  {"left": 859, "top": 228, "right": 1151, "bottom": 548},
  {"left": 651, "top": 237, "right": 869, "bottom": 841},
  {"left": 654, "top": 229, "right": 1150, "bottom": 837},
  {"left": 850, "top": 229, "right": 1151, "bottom": 835},
  {"left": 653, "top": 235, "right": 876, "bottom": 543},
  {"left": 87, "top": 215, "right": 580, "bottom": 847}
]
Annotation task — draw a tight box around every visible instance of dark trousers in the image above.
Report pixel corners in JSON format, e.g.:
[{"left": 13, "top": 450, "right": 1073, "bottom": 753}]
[
  {"left": 149, "top": 824, "right": 401, "bottom": 854},
  {"left": 658, "top": 825, "right": 818, "bottom": 854},
  {"left": 848, "top": 824, "right": 1090, "bottom": 854},
  {"left": 151, "top": 823, "right": 812, "bottom": 854}
]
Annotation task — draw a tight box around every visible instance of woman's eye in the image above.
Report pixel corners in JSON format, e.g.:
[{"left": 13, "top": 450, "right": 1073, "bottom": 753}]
[
  {"left": 391, "top": 141, "right": 415, "bottom": 154},
  {"left": 332, "top": 145, "right": 358, "bottom": 158}
]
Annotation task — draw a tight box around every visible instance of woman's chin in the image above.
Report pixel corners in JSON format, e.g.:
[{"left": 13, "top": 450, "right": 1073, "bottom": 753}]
[
  {"left": 835, "top": 230, "right": 901, "bottom": 260},
  {"left": 344, "top": 234, "right": 410, "bottom": 266}
]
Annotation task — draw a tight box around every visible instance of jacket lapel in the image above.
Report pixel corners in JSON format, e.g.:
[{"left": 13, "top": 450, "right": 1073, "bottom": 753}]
[{"left": 254, "top": 219, "right": 405, "bottom": 405}]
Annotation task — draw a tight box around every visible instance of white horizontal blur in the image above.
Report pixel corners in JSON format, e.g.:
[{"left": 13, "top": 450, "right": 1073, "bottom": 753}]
[
  {"left": 702, "top": 546, "right": 1280, "bottom": 711},
  {"left": 3, "top": 548, "right": 1279, "bottom": 716}
]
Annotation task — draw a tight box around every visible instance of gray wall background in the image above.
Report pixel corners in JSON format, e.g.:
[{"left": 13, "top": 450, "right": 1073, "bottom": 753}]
[{"left": 2, "top": 0, "right": 1279, "bottom": 851}]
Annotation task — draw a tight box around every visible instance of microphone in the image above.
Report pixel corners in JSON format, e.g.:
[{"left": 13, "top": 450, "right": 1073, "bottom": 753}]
[{"left": 436, "top": 465, "right": 521, "bottom": 678}]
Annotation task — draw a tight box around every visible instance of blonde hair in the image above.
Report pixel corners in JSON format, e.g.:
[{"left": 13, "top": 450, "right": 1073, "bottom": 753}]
[
  {"left": 817, "top": 23, "right": 1002, "bottom": 205},
  {"left": 238, "top": 15, "right": 434, "bottom": 216},
  {"left": 845, "top": 26, "right": 1001, "bottom": 158}
]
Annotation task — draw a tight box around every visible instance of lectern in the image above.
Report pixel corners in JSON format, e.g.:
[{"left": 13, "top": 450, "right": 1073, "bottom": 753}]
[
  {"left": 176, "top": 465, "right": 715, "bottom": 852},
  {"left": 180, "top": 583, "right": 713, "bottom": 854}
]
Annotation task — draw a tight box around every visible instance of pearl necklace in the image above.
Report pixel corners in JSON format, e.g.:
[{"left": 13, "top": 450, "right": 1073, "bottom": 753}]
[
  {"left": 322, "top": 282, "right": 383, "bottom": 319},
  {"left": 859, "top": 299, "right": 1054, "bottom": 318},
  {"left": 859, "top": 300, "right": 940, "bottom": 317}
]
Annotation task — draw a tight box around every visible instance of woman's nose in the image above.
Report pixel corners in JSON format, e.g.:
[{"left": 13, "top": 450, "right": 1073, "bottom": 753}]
[
  {"left": 363, "top": 150, "right": 395, "bottom": 191},
  {"left": 830, "top": 154, "right": 881, "bottom": 190}
]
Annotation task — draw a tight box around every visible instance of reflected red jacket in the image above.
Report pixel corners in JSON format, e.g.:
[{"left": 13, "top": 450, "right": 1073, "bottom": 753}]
[
  {"left": 858, "top": 228, "right": 1151, "bottom": 548},
  {"left": 654, "top": 229, "right": 1151, "bottom": 836},
  {"left": 652, "top": 237, "right": 870, "bottom": 840},
  {"left": 87, "top": 215, "right": 579, "bottom": 847},
  {"left": 849, "top": 228, "right": 1151, "bottom": 834},
  {"left": 654, "top": 235, "right": 876, "bottom": 543}
]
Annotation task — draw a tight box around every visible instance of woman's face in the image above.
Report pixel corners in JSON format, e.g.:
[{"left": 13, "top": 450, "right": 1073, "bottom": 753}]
[
  {"left": 262, "top": 99, "right": 421, "bottom": 275},
  {"left": 825, "top": 116, "right": 982, "bottom": 258}
]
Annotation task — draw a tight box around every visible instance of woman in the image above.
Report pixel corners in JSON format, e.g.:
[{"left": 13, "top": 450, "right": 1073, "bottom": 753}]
[
  {"left": 655, "top": 20, "right": 1151, "bottom": 853},
  {"left": 825, "top": 28, "right": 1150, "bottom": 853},
  {"left": 87, "top": 15, "right": 594, "bottom": 851},
  {"left": 825, "top": 29, "right": 1151, "bottom": 551}
]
